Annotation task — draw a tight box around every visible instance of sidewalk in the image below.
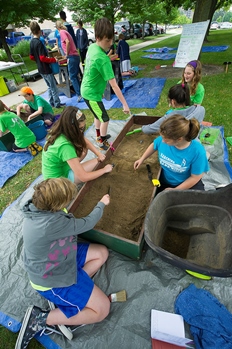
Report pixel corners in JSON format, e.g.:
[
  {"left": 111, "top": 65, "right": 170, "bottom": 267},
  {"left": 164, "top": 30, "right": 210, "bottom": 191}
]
[{"left": 1, "top": 30, "right": 180, "bottom": 108}]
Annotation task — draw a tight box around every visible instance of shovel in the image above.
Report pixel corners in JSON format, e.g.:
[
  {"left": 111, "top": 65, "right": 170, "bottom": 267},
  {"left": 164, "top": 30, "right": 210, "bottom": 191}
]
[
  {"left": 146, "top": 164, "right": 160, "bottom": 187},
  {"left": 126, "top": 128, "right": 142, "bottom": 136}
]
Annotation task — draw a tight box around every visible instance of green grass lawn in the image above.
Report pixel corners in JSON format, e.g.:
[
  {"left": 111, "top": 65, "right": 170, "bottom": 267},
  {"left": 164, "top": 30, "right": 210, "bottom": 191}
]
[{"left": 0, "top": 29, "right": 232, "bottom": 348}]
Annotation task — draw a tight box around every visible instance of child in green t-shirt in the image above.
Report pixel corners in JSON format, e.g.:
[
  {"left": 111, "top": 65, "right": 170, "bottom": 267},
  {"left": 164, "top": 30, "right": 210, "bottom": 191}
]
[
  {"left": 81, "top": 17, "right": 130, "bottom": 151},
  {"left": 0, "top": 100, "right": 43, "bottom": 156}
]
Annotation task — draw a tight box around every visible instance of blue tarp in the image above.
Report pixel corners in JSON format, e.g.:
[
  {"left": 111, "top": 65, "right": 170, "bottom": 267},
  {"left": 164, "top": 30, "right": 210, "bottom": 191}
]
[
  {"left": 112, "top": 78, "right": 166, "bottom": 108},
  {"left": 143, "top": 47, "right": 177, "bottom": 53},
  {"left": 141, "top": 53, "right": 176, "bottom": 60},
  {"left": 201, "top": 45, "right": 229, "bottom": 52}
]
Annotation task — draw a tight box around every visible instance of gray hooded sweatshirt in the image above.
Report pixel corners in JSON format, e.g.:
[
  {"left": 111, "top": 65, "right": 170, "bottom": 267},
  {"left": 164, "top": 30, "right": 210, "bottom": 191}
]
[
  {"left": 141, "top": 105, "right": 205, "bottom": 134},
  {"left": 22, "top": 200, "right": 105, "bottom": 288}
]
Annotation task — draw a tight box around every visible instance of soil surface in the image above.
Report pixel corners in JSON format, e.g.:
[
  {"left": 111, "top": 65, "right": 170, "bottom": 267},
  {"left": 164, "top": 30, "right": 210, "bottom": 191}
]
[
  {"left": 143, "top": 64, "right": 224, "bottom": 79},
  {"left": 74, "top": 128, "right": 160, "bottom": 242}
]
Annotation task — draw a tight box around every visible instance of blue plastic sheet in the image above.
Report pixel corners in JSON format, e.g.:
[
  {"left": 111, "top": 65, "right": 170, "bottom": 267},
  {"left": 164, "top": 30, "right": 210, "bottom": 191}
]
[
  {"left": 112, "top": 78, "right": 166, "bottom": 109},
  {"left": 141, "top": 53, "right": 176, "bottom": 60},
  {"left": 143, "top": 47, "right": 177, "bottom": 53},
  {"left": 40, "top": 80, "right": 137, "bottom": 110},
  {"left": 201, "top": 45, "right": 229, "bottom": 52}
]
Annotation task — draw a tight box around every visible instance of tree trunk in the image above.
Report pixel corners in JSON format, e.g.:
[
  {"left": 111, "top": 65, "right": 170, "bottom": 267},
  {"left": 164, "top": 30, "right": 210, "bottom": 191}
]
[
  {"left": 0, "top": 29, "right": 12, "bottom": 61},
  {"left": 193, "top": 0, "right": 216, "bottom": 42}
]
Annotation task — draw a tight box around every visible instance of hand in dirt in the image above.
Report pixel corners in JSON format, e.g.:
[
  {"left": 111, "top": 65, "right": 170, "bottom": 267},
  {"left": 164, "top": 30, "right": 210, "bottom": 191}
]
[
  {"left": 104, "top": 164, "right": 114, "bottom": 173},
  {"left": 100, "top": 194, "right": 110, "bottom": 206},
  {"left": 134, "top": 159, "right": 143, "bottom": 170}
]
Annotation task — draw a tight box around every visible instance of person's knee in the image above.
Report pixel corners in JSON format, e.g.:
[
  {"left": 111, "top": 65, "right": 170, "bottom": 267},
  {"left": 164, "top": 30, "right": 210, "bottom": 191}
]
[
  {"left": 96, "top": 297, "right": 110, "bottom": 322},
  {"left": 98, "top": 245, "right": 109, "bottom": 264}
]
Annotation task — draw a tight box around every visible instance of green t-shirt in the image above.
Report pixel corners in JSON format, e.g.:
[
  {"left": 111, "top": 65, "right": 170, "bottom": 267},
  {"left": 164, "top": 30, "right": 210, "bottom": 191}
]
[
  {"left": 24, "top": 95, "right": 53, "bottom": 114},
  {"left": 190, "top": 82, "right": 205, "bottom": 105},
  {"left": 0, "top": 111, "right": 35, "bottom": 148},
  {"left": 42, "top": 134, "right": 78, "bottom": 179},
  {"left": 81, "top": 43, "right": 115, "bottom": 101}
]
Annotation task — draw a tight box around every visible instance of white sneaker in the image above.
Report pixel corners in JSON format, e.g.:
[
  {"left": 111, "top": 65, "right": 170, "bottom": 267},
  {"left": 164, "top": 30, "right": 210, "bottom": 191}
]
[{"left": 47, "top": 301, "right": 73, "bottom": 340}]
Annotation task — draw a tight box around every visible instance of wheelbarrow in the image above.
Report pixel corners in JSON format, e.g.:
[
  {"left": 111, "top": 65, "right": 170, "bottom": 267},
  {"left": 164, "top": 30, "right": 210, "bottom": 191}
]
[{"left": 144, "top": 184, "right": 232, "bottom": 277}]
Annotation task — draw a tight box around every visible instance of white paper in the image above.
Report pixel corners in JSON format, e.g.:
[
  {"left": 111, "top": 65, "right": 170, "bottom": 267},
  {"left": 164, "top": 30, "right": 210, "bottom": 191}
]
[{"left": 151, "top": 309, "right": 194, "bottom": 348}]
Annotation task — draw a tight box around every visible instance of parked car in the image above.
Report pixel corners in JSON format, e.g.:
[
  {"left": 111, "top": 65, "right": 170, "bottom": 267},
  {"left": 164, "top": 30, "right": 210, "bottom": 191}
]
[
  {"left": 6, "top": 31, "right": 31, "bottom": 46},
  {"left": 86, "top": 28, "right": 96, "bottom": 44},
  {"left": 210, "top": 22, "right": 219, "bottom": 30},
  {"left": 133, "top": 24, "right": 142, "bottom": 38},
  {"left": 47, "top": 30, "right": 57, "bottom": 48},
  {"left": 153, "top": 25, "right": 164, "bottom": 35},
  {"left": 144, "top": 23, "right": 154, "bottom": 36},
  {"left": 115, "top": 21, "right": 134, "bottom": 38},
  {"left": 41, "top": 29, "right": 52, "bottom": 39},
  {"left": 114, "top": 24, "right": 130, "bottom": 41},
  {"left": 220, "top": 22, "right": 232, "bottom": 29}
]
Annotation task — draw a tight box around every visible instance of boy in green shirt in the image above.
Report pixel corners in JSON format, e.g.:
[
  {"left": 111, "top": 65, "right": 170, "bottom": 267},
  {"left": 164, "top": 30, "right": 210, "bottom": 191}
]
[
  {"left": 0, "top": 100, "right": 42, "bottom": 156},
  {"left": 17, "top": 87, "right": 55, "bottom": 126},
  {"left": 81, "top": 17, "right": 130, "bottom": 150}
]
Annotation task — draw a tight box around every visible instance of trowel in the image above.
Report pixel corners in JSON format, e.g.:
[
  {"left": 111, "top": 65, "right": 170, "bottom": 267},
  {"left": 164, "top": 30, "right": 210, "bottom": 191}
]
[
  {"left": 146, "top": 164, "right": 160, "bottom": 187},
  {"left": 126, "top": 128, "right": 142, "bottom": 136}
]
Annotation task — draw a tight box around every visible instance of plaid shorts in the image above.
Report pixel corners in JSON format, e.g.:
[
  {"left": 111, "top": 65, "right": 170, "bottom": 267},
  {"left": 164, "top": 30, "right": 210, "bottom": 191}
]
[{"left": 38, "top": 243, "right": 94, "bottom": 318}]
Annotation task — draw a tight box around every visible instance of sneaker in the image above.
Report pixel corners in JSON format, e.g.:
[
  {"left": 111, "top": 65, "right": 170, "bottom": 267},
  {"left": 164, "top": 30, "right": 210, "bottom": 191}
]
[
  {"left": 28, "top": 144, "right": 37, "bottom": 156},
  {"left": 96, "top": 134, "right": 111, "bottom": 143},
  {"left": 55, "top": 103, "right": 66, "bottom": 108},
  {"left": 32, "top": 142, "right": 43, "bottom": 152},
  {"left": 15, "top": 306, "right": 49, "bottom": 349},
  {"left": 47, "top": 301, "right": 73, "bottom": 340},
  {"left": 77, "top": 95, "right": 83, "bottom": 103},
  {"left": 99, "top": 139, "right": 110, "bottom": 151}
]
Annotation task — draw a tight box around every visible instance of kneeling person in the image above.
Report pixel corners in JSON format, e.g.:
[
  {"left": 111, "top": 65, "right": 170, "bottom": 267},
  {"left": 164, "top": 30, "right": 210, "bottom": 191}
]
[{"left": 17, "top": 87, "right": 55, "bottom": 126}]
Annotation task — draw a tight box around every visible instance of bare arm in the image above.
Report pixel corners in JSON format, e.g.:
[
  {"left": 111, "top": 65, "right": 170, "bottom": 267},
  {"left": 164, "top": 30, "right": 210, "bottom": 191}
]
[
  {"left": 67, "top": 157, "right": 113, "bottom": 182},
  {"left": 65, "top": 38, "right": 70, "bottom": 56},
  {"left": 134, "top": 143, "right": 155, "bottom": 170},
  {"left": 167, "top": 173, "right": 204, "bottom": 191},
  {"left": 16, "top": 103, "right": 26, "bottom": 116},
  {"left": 85, "top": 138, "right": 106, "bottom": 162},
  {"left": 109, "top": 78, "right": 130, "bottom": 114},
  {"left": 27, "top": 106, "right": 43, "bottom": 120}
]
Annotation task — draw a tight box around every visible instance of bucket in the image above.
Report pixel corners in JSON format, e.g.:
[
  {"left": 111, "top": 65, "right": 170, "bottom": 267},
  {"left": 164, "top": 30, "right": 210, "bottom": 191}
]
[
  {"left": 51, "top": 62, "right": 59, "bottom": 74},
  {"left": 28, "top": 120, "right": 47, "bottom": 140}
]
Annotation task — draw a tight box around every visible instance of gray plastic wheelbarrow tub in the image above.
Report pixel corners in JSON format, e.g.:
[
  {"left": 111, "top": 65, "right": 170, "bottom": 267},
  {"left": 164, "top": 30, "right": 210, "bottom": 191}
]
[{"left": 144, "top": 184, "right": 232, "bottom": 277}]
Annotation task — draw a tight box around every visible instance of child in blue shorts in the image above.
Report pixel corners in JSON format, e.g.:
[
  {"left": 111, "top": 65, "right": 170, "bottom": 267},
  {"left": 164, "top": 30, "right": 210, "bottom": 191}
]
[{"left": 15, "top": 177, "right": 110, "bottom": 349}]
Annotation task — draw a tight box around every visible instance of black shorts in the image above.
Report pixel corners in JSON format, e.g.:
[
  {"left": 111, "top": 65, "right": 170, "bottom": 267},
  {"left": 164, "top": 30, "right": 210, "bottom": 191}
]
[
  {"left": 29, "top": 107, "right": 55, "bottom": 123},
  {"left": 84, "top": 99, "right": 109, "bottom": 123}
]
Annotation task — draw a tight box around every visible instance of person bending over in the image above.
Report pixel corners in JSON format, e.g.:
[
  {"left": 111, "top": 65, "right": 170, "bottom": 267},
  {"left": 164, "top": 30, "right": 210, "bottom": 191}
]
[
  {"left": 134, "top": 114, "right": 209, "bottom": 192},
  {"left": 142, "top": 83, "right": 205, "bottom": 134},
  {"left": 15, "top": 177, "right": 110, "bottom": 349},
  {"left": 17, "top": 87, "right": 56, "bottom": 126},
  {"left": 42, "top": 106, "right": 113, "bottom": 184}
]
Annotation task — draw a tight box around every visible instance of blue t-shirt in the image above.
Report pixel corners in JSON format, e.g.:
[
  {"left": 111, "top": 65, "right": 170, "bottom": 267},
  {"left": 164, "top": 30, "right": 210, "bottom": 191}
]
[{"left": 154, "top": 136, "right": 209, "bottom": 186}]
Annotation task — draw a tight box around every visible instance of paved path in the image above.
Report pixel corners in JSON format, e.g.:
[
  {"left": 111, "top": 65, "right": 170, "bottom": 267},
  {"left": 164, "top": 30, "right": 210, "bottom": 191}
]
[{"left": 1, "top": 29, "right": 181, "bottom": 107}]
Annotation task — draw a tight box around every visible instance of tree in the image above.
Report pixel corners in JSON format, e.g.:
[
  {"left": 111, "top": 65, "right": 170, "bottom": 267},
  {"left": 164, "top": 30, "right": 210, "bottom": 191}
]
[{"left": 0, "top": 0, "right": 65, "bottom": 61}]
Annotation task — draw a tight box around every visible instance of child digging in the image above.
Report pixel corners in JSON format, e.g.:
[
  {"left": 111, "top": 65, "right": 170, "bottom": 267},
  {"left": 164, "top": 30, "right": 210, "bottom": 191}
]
[
  {"left": 15, "top": 177, "right": 110, "bottom": 349},
  {"left": 0, "top": 100, "right": 42, "bottom": 156}
]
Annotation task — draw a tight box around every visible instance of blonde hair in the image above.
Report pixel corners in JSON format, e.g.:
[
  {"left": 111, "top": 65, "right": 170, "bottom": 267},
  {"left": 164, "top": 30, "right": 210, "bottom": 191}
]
[
  {"left": 160, "top": 114, "right": 200, "bottom": 142},
  {"left": 32, "top": 178, "right": 78, "bottom": 212},
  {"left": 56, "top": 20, "right": 67, "bottom": 31}
]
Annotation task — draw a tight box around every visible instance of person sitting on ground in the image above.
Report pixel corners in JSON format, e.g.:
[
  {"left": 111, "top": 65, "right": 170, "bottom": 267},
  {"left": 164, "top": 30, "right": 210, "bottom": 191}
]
[
  {"left": 0, "top": 100, "right": 42, "bottom": 156},
  {"left": 180, "top": 59, "right": 205, "bottom": 106},
  {"left": 42, "top": 106, "right": 114, "bottom": 184},
  {"left": 15, "top": 177, "right": 111, "bottom": 349},
  {"left": 81, "top": 17, "right": 130, "bottom": 151},
  {"left": 134, "top": 114, "right": 209, "bottom": 192},
  {"left": 142, "top": 83, "right": 205, "bottom": 134},
  {"left": 17, "top": 87, "right": 56, "bottom": 126},
  {"left": 117, "top": 34, "right": 135, "bottom": 76}
]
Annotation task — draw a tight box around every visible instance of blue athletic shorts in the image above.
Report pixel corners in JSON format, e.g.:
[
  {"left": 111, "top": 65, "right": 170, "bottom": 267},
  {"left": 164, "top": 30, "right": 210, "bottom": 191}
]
[{"left": 38, "top": 243, "right": 94, "bottom": 318}]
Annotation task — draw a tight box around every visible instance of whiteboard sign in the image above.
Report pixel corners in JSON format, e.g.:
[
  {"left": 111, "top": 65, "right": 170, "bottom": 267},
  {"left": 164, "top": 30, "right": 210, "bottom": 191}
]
[{"left": 173, "top": 20, "right": 209, "bottom": 68}]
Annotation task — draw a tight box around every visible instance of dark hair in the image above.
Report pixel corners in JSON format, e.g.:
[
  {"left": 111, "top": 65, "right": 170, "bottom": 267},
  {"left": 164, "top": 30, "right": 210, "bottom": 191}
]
[
  {"left": 168, "top": 83, "right": 191, "bottom": 106},
  {"left": 119, "top": 33, "right": 125, "bottom": 40},
  {"left": 44, "top": 106, "right": 86, "bottom": 156},
  {"left": 59, "top": 10, "right": 66, "bottom": 20},
  {"left": 94, "top": 17, "right": 114, "bottom": 40},
  {"left": 78, "top": 20, "right": 83, "bottom": 26},
  {"left": 160, "top": 114, "right": 200, "bottom": 142},
  {"left": 30, "top": 21, "right": 41, "bottom": 35}
]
